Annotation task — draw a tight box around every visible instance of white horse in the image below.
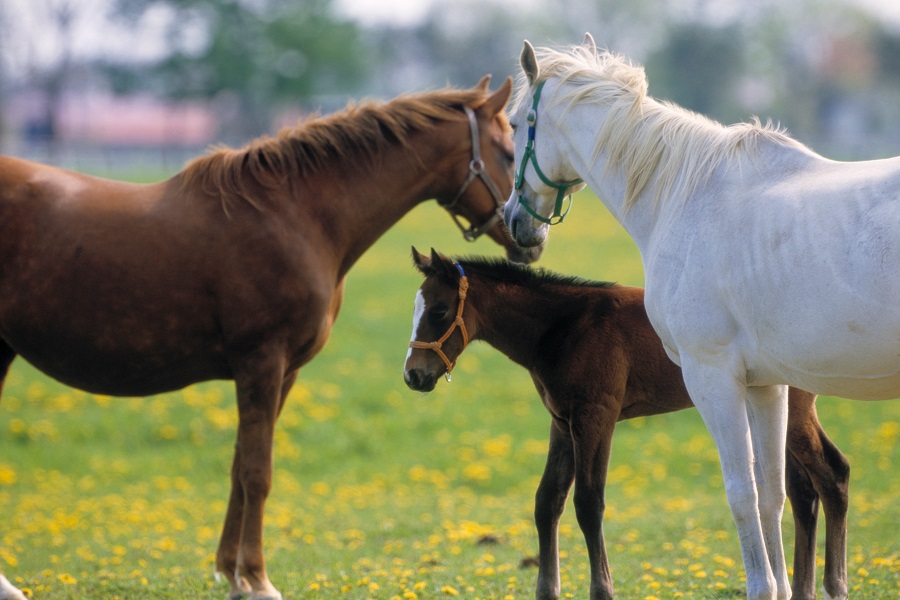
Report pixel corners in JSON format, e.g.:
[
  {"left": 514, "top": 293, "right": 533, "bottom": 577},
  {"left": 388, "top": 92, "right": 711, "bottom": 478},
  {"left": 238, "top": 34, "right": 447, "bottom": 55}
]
[{"left": 504, "top": 34, "right": 900, "bottom": 600}]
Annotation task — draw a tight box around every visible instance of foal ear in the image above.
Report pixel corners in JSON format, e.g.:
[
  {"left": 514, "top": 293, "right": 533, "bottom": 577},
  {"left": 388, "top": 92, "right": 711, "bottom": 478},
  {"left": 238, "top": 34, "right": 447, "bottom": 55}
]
[
  {"left": 521, "top": 40, "right": 539, "bottom": 84},
  {"left": 582, "top": 32, "right": 597, "bottom": 53},
  {"left": 482, "top": 76, "right": 513, "bottom": 117},
  {"left": 411, "top": 246, "right": 434, "bottom": 276},
  {"left": 429, "top": 248, "right": 460, "bottom": 281}
]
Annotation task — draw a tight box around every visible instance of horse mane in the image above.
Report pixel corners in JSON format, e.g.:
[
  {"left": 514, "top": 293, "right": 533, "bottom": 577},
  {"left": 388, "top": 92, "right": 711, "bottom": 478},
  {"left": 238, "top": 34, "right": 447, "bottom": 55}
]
[
  {"left": 514, "top": 44, "right": 810, "bottom": 211},
  {"left": 181, "top": 87, "right": 501, "bottom": 214},
  {"left": 455, "top": 255, "right": 617, "bottom": 291}
]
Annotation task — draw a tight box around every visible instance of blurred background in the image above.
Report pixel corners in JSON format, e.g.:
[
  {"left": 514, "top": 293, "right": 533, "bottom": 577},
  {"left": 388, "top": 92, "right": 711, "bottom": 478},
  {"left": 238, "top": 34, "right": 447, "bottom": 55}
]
[{"left": 2, "top": 0, "right": 900, "bottom": 174}]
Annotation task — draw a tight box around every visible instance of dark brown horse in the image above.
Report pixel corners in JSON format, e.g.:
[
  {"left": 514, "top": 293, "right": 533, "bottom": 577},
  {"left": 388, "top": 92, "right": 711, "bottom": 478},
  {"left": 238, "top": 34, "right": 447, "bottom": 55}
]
[
  {"left": 404, "top": 249, "right": 850, "bottom": 600},
  {"left": 0, "top": 77, "right": 536, "bottom": 600}
]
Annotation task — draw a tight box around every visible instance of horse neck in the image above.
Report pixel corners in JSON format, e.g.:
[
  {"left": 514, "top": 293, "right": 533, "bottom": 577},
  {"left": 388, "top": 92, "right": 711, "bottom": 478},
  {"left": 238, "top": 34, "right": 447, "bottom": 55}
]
[
  {"left": 550, "top": 99, "right": 664, "bottom": 250},
  {"left": 467, "top": 273, "right": 577, "bottom": 369},
  {"left": 313, "top": 125, "right": 469, "bottom": 279}
]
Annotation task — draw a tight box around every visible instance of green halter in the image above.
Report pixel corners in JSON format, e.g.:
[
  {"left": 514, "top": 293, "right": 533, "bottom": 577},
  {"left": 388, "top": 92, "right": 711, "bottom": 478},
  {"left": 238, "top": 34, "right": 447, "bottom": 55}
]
[{"left": 514, "top": 80, "right": 583, "bottom": 225}]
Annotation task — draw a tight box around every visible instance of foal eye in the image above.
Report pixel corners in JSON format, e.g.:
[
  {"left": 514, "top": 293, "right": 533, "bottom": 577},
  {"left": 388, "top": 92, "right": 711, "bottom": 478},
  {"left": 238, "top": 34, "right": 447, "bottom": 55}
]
[{"left": 427, "top": 304, "right": 449, "bottom": 324}]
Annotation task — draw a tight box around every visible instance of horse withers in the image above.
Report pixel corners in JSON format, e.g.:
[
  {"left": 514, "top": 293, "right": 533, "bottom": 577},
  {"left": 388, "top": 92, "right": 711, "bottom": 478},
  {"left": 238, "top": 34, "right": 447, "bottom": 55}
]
[
  {"left": 0, "top": 76, "right": 534, "bottom": 600},
  {"left": 404, "top": 248, "right": 850, "bottom": 600}
]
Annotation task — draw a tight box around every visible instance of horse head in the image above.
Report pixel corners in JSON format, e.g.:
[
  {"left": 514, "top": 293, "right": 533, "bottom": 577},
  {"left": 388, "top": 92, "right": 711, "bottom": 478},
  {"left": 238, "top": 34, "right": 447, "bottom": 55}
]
[
  {"left": 445, "top": 75, "right": 543, "bottom": 264},
  {"left": 504, "top": 38, "right": 589, "bottom": 249},
  {"left": 404, "top": 247, "right": 475, "bottom": 392}
]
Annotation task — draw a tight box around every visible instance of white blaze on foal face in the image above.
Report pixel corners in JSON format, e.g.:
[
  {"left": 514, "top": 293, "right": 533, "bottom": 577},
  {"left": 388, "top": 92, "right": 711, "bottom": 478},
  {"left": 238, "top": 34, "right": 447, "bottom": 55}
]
[{"left": 405, "top": 290, "right": 426, "bottom": 363}]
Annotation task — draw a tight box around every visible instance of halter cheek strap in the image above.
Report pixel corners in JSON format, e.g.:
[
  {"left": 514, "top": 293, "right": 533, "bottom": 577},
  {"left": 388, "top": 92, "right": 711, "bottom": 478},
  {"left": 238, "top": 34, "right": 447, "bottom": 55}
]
[
  {"left": 441, "top": 106, "right": 506, "bottom": 241},
  {"left": 408, "top": 263, "right": 470, "bottom": 381},
  {"left": 515, "top": 80, "right": 583, "bottom": 225}
]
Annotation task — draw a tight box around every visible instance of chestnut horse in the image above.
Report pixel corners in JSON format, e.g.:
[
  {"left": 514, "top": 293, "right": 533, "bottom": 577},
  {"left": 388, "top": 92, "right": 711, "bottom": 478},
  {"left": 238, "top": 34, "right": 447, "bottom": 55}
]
[
  {"left": 0, "top": 76, "right": 534, "bottom": 600},
  {"left": 404, "top": 249, "right": 850, "bottom": 600}
]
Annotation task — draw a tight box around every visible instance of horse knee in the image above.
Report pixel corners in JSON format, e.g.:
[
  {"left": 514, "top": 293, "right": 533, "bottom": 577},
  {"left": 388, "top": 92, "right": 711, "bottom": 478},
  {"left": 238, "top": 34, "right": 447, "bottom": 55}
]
[
  {"left": 535, "top": 480, "right": 568, "bottom": 519},
  {"left": 572, "top": 486, "right": 604, "bottom": 530},
  {"left": 723, "top": 481, "right": 760, "bottom": 526},
  {"left": 757, "top": 481, "right": 786, "bottom": 520},
  {"left": 238, "top": 464, "right": 273, "bottom": 500}
]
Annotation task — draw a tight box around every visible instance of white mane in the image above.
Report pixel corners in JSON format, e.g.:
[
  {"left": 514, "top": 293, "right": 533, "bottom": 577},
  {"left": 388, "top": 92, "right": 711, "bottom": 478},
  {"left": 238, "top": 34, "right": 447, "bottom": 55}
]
[{"left": 514, "top": 44, "right": 810, "bottom": 210}]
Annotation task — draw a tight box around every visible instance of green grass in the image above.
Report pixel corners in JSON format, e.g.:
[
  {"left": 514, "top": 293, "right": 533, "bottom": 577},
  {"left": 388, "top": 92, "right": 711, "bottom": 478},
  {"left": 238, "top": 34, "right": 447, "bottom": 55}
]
[{"left": 1, "top": 189, "right": 898, "bottom": 599}]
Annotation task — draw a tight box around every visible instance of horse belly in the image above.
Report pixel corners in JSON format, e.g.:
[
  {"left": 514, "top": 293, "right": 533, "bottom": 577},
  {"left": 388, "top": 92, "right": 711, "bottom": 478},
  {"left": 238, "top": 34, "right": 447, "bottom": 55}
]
[
  {"left": 0, "top": 256, "right": 230, "bottom": 396},
  {"left": 1, "top": 308, "right": 230, "bottom": 396},
  {"left": 750, "top": 321, "right": 900, "bottom": 400}
]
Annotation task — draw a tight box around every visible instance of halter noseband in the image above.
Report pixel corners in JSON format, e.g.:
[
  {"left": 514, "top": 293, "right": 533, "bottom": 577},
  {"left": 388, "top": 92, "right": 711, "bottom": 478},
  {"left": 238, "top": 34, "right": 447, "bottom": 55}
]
[
  {"left": 440, "top": 106, "right": 507, "bottom": 241},
  {"left": 515, "top": 80, "right": 584, "bottom": 225},
  {"left": 408, "top": 263, "right": 470, "bottom": 382}
]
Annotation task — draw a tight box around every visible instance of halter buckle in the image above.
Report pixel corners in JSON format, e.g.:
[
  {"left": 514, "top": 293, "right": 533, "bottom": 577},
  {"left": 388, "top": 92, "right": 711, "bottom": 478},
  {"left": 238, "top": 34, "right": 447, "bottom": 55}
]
[{"left": 441, "top": 106, "right": 507, "bottom": 242}]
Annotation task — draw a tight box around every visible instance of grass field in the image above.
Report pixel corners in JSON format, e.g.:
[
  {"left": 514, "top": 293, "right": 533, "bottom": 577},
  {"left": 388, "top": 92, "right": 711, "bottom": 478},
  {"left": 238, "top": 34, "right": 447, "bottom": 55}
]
[{"left": 0, "top": 185, "right": 897, "bottom": 600}]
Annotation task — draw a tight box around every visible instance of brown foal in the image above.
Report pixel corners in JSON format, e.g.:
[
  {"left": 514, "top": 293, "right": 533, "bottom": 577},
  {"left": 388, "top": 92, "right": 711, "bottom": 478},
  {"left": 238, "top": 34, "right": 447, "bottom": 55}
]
[{"left": 404, "top": 249, "right": 849, "bottom": 600}]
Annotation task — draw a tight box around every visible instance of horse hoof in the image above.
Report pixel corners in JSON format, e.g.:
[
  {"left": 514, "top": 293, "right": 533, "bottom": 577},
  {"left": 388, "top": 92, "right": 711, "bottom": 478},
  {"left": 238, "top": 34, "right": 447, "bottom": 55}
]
[{"left": 0, "top": 576, "right": 28, "bottom": 600}]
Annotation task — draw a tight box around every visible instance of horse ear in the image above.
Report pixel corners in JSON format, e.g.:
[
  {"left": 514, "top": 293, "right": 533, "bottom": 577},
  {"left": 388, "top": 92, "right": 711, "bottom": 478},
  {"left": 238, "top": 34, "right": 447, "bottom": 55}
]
[
  {"left": 582, "top": 32, "right": 597, "bottom": 53},
  {"left": 482, "top": 76, "right": 512, "bottom": 117},
  {"left": 429, "top": 248, "right": 459, "bottom": 281},
  {"left": 411, "top": 246, "right": 434, "bottom": 276},
  {"left": 475, "top": 74, "right": 492, "bottom": 92},
  {"left": 521, "top": 40, "right": 539, "bottom": 84}
]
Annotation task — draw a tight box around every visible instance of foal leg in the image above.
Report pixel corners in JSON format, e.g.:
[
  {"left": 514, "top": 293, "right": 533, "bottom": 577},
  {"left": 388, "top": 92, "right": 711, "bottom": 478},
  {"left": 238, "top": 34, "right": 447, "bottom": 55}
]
[
  {"left": 534, "top": 418, "right": 575, "bottom": 600},
  {"left": 681, "top": 358, "right": 781, "bottom": 600},
  {"left": 746, "top": 385, "right": 791, "bottom": 599},
  {"left": 570, "top": 402, "right": 617, "bottom": 600},
  {"left": 785, "top": 444, "right": 818, "bottom": 600},
  {"left": 785, "top": 390, "right": 849, "bottom": 600},
  {"left": 216, "top": 359, "right": 291, "bottom": 600}
]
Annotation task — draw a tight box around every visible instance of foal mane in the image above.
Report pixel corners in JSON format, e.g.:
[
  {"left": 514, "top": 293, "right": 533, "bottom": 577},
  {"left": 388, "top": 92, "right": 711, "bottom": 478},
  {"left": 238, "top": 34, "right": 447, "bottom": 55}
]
[
  {"left": 455, "top": 256, "right": 617, "bottom": 291},
  {"left": 181, "top": 87, "right": 500, "bottom": 213},
  {"left": 514, "top": 44, "right": 810, "bottom": 211}
]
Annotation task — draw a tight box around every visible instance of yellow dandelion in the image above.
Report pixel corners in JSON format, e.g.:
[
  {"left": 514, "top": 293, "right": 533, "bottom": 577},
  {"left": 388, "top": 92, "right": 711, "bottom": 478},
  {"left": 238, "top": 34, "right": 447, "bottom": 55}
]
[
  {"left": 462, "top": 463, "right": 491, "bottom": 481},
  {"left": 0, "top": 465, "right": 16, "bottom": 486},
  {"left": 441, "top": 585, "right": 459, "bottom": 595}
]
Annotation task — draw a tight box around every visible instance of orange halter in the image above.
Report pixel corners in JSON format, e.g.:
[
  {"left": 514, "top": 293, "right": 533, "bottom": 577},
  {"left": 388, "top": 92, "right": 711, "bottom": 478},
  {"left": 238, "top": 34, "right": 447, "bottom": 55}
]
[{"left": 409, "top": 264, "right": 470, "bottom": 381}]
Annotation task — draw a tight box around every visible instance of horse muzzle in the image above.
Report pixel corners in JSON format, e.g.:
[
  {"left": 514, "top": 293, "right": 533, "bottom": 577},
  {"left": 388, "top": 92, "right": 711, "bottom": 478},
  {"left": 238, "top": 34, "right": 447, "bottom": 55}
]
[
  {"left": 504, "top": 196, "right": 549, "bottom": 248},
  {"left": 404, "top": 367, "right": 438, "bottom": 393}
]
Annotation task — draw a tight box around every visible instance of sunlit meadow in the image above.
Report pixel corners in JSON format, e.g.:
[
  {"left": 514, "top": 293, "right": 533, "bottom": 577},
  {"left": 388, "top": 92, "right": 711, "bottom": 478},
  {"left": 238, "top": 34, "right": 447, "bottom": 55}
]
[{"left": 0, "top": 184, "right": 897, "bottom": 599}]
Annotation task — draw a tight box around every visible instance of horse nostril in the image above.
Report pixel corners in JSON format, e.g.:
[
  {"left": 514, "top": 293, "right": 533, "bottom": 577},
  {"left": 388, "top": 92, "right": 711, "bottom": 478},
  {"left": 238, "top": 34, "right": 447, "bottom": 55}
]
[
  {"left": 405, "top": 369, "right": 421, "bottom": 389},
  {"left": 405, "top": 368, "right": 437, "bottom": 392}
]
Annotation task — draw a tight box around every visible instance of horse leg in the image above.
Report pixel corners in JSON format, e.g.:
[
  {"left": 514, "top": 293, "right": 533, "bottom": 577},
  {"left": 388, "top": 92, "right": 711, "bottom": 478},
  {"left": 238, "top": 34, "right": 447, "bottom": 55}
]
[
  {"left": 216, "top": 359, "right": 291, "bottom": 600},
  {"left": 746, "top": 385, "right": 791, "bottom": 599},
  {"left": 570, "top": 401, "right": 617, "bottom": 600},
  {"left": 0, "top": 340, "right": 15, "bottom": 399},
  {"left": 785, "top": 390, "right": 849, "bottom": 600},
  {"left": 0, "top": 344, "right": 26, "bottom": 600},
  {"left": 0, "top": 575, "right": 28, "bottom": 600},
  {"left": 534, "top": 418, "right": 575, "bottom": 600},
  {"left": 785, "top": 442, "right": 818, "bottom": 600},
  {"left": 681, "top": 358, "right": 781, "bottom": 600}
]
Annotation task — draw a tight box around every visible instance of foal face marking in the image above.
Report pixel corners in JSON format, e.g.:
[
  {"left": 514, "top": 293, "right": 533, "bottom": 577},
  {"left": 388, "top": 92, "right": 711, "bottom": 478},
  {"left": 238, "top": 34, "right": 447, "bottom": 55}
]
[{"left": 406, "top": 290, "right": 426, "bottom": 363}]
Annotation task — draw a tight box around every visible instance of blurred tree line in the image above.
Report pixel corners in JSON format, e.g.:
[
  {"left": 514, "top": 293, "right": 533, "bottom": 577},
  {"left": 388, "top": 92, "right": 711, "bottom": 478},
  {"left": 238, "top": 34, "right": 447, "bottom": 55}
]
[{"left": 2, "top": 0, "right": 900, "bottom": 158}]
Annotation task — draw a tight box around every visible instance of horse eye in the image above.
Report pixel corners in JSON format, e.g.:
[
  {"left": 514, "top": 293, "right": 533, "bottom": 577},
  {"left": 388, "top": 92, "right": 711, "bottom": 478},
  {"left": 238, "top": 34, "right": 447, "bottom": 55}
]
[{"left": 427, "top": 304, "right": 449, "bottom": 324}]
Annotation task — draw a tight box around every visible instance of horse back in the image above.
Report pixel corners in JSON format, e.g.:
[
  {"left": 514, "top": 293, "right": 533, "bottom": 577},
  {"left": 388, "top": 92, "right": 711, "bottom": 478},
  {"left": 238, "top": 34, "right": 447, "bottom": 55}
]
[{"left": 540, "top": 285, "right": 692, "bottom": 421}]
